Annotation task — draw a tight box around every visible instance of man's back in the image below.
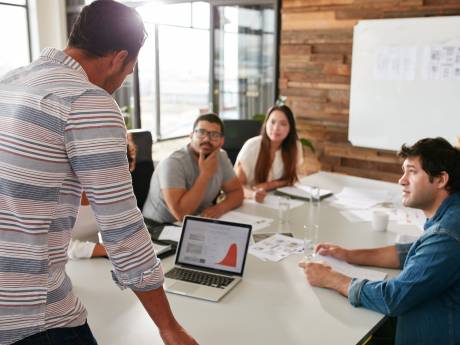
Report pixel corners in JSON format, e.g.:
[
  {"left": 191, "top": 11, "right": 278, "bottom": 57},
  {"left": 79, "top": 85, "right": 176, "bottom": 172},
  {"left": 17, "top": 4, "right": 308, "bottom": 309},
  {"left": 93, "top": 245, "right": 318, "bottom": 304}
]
[
  {"left": 0, "top": 49, "right": 91, "bottom": 344},
  {"left": 0, "top": 48, "right": 161, "bottom": 345}
]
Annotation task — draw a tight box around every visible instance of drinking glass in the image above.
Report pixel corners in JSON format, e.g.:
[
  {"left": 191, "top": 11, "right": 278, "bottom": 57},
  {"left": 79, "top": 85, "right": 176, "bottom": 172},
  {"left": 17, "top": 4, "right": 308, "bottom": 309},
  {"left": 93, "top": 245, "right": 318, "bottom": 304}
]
[
  {"left": 304, "top": 186, "right": 320, "bottom": 260},
  {"left": 278, "top": 196, "right": 290, "bottom": 229}
]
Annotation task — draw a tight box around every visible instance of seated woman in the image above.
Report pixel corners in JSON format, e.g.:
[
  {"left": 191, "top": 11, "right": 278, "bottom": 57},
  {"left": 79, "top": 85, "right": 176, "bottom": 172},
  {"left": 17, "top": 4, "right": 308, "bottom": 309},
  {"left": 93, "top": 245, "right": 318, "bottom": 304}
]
[{"left": 234, "top": 105, "right": 303, "bottom": 203}]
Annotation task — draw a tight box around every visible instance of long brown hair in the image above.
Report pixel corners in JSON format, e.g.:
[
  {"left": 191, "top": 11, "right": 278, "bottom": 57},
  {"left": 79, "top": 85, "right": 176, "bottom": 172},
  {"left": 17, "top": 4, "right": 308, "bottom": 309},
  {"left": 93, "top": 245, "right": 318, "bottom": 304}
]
[{"left": 254, "top": 105, "right": 299, "bottom": 185}]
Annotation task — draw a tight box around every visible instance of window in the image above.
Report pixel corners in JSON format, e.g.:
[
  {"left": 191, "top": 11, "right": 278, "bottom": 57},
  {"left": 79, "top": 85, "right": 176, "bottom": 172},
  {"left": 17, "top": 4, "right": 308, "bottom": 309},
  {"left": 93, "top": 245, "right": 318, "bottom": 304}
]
[
  {"left": 137, "top": 1, "right": 210, "bottom": 140},
  {"left": 213, "top": 4, "right": 275, "bottom": 119},
  {"left": 0, "top": 1, "right": 30, "bottom": 77},
  {"left": 114, "top": 0, "right": 277, "bottom": 140}
]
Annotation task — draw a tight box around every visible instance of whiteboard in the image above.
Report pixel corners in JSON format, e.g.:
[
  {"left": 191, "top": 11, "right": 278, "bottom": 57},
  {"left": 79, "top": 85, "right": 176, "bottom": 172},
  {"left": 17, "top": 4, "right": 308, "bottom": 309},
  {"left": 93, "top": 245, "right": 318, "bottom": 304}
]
[{"left": 349, "top": 16, "right": 460, "bottom": 151}]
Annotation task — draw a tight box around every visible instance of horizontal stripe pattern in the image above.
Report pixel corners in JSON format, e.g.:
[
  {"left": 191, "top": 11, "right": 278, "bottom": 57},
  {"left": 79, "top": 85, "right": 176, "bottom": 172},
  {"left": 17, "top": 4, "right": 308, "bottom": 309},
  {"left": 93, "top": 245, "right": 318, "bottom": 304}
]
[{"left": 0, "top": 48, "right": 162, "bottom": 344}]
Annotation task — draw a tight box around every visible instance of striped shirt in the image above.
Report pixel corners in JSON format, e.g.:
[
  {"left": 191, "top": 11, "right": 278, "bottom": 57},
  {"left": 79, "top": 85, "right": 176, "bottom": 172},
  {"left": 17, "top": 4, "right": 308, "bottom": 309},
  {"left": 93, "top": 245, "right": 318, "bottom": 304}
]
[{"left": 0, "top": 48, "right": 163, "bottom": 344}]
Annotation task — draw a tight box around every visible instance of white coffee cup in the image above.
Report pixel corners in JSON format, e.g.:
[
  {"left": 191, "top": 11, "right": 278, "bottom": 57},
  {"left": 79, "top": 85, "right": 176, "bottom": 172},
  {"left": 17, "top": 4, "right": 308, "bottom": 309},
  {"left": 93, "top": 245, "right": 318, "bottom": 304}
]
[{"left": 372, "top": 211, "right": 389, "bottom": 232}]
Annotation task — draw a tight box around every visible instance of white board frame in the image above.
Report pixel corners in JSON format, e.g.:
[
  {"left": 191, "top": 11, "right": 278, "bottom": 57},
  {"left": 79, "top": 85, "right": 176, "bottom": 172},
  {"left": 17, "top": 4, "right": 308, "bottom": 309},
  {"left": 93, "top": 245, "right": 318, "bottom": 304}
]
[{"left": 349, "top": 16, "right": 460, "bottom": 151}]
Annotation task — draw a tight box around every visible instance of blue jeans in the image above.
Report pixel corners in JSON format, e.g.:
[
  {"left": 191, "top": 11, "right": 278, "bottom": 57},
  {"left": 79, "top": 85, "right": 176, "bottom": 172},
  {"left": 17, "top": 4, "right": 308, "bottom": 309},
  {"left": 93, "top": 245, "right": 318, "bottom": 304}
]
[{"left": 13, "top": 322, "right": 98, "bottom": 345}]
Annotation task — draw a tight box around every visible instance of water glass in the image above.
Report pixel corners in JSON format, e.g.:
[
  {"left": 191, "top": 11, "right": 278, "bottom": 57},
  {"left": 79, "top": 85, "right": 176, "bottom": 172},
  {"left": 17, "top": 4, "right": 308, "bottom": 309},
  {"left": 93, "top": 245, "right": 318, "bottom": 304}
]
[
  {"left": 278, "top": 196, "right": 290, "bottom": 226},
  {"left": 304, "top": 186, "right": 321, "bottom": 259},
  {"left": 303, "top": 224, "right": 319, "bottom": 260}
]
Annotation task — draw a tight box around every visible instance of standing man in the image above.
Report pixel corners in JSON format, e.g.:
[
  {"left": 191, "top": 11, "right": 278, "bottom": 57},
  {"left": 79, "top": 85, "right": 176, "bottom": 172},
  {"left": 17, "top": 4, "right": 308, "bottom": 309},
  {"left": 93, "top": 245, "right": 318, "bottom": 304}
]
[
  {"left": 0, "top": 1, "right": 197, "bottom": 344},
  {"left": 299, "top": 137, "right": 460, "bottom": 344},
  {"left": 143, "top": 113, "right": 244, "bottom": 223}
]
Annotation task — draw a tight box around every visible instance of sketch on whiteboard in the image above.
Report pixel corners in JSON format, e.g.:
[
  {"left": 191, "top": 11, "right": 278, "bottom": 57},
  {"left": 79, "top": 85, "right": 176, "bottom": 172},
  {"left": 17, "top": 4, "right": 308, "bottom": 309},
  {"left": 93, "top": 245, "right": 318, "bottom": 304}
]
[
  {"left": 373, "top": 46, "right": 417, "bottom": 81},
  {"left": 422, "top": 43, "right": 460, "bottom": 80}
]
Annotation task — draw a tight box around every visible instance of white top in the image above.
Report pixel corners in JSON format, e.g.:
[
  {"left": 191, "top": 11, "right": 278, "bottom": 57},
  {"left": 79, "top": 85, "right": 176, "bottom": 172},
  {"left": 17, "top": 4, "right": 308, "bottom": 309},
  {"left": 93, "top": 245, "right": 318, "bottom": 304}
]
[{"left": 235, "top": 135, "right": 303, "bottom": 186}]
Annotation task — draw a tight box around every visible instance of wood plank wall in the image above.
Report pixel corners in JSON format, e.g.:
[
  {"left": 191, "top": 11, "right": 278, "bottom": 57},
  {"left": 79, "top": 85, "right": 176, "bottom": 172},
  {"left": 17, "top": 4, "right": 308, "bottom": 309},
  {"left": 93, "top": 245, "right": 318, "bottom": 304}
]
[{"left": 281, "top": 0, "right": 460, "bottom": 182}]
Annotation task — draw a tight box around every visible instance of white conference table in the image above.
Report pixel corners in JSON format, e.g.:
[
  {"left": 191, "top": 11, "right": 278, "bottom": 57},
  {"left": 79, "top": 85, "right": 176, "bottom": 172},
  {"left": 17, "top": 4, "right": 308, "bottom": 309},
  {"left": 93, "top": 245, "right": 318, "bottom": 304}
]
[{"left": 67, "top": 172, "right": 420, "bottom": 345}]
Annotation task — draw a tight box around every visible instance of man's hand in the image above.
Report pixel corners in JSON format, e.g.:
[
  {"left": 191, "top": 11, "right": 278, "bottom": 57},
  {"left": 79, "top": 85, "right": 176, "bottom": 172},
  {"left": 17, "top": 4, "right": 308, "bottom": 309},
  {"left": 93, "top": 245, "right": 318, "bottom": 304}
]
[
  {"left": 298, "top": 261, "right": 351, "bottom": 297},
  {"left": 159, "top": 323, "right": 199, "bottom": 345},
  {"left": 315, "top": 243, "right": 350, "bottom": 262},
  {"left": 134, "top": 287, "right": 199, "bottom": 345},
  {"left": 201, "top": 204, "right": 225, "bottom": 219},
  {"left": 198, "top": 150, "right": 218, "bottom": 178},
  {"left": 253, "top": 188, "right": 267, "bottom": 203}
]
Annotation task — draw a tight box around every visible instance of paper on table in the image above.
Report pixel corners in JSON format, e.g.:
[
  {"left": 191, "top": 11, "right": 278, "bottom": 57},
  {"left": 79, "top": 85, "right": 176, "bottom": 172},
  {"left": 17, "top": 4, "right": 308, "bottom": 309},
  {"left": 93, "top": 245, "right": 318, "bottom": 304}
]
[
  {"left": 314, "top": 254, "right": 387, "bottom": 281},
  {"left": 394, "top": 207, "right": 426, "bottom": 229},
  {"left": 332, "top": 187, "right": 396, "bottom": 209},
  {"left": 158, "top": 225, "right": 182, "bottom": 242},
  {"left": 249, "top": 234, "right": 304, "bottom": 262},
  {"left": 219, "top": 210, "right": 273, "bottom": 231},
  {"left": 244, "top": 194, "right": 304, "bottom": 210}
]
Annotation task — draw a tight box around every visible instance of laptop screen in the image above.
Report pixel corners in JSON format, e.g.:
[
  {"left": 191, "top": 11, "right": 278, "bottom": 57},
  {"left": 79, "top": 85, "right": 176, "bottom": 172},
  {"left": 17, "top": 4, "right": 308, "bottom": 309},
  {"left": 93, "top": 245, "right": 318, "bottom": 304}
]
[{"left": 176, "top": 216, "right": 252, "bottom": 276}]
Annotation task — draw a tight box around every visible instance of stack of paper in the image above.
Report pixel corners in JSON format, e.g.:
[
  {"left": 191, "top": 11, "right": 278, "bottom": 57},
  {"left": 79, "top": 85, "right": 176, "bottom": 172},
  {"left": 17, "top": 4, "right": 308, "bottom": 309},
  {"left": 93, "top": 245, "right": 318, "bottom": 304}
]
[
  {"left": 332, "top": 187, "right": 396, "bottom": 209},
  {"left": 249, "top": 234, "right": 304, "bottom": 262},
  {"left": 158, "top": 225, "right": 182, "bottom": 242},
  {"left": 313, "top": 254, "right": 387, "bottom": 281}
]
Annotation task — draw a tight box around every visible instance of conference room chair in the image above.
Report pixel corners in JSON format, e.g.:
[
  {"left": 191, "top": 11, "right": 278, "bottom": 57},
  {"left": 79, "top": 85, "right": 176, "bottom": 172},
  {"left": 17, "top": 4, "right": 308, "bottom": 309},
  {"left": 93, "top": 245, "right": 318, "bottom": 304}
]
[
  {"left": 128, "top": 129, "right": 155, "bottom": 210},
  {"left": 221, "top": 119, "right": 261, "bottom": 165}
]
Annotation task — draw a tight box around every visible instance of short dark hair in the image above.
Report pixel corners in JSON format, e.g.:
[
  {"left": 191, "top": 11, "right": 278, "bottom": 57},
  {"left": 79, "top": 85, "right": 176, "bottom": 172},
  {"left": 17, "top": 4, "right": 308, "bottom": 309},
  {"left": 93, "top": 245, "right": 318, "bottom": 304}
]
[
  {"left": 193, "top": 113, "right": 224, "bottom": 135},
  {"left": 398, "top": 137, "right": 460, "bottom": 193},
  {"left": 68, "top": 0, "right": 146, "bottom": 60}
]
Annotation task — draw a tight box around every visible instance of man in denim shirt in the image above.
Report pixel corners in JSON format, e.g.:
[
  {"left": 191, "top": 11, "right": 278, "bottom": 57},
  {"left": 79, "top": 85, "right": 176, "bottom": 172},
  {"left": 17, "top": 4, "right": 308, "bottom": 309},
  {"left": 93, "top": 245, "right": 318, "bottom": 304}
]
[{"left": 299, "top": 137, "right": 460, "bottom": 345}]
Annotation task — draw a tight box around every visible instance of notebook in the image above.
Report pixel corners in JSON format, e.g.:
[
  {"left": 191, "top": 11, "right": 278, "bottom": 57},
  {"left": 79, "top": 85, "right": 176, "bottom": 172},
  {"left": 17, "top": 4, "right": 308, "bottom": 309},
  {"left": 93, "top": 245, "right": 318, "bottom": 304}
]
[
  {"left": 164, "top": 215, "right": 252, "bottom": 302},
  {"left": 275, "top": 185, "right": 333, "bottom": 201}
]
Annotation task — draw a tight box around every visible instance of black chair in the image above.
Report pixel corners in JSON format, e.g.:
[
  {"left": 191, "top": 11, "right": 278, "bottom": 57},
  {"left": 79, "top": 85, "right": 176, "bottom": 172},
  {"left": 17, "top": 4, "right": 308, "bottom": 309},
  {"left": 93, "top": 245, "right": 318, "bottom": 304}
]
[
  {"left": 128, "top": 129, "right": 154, "bottom": 210},
  {"left": 222, "top": 119, "right": 261, "bottom": 165}
]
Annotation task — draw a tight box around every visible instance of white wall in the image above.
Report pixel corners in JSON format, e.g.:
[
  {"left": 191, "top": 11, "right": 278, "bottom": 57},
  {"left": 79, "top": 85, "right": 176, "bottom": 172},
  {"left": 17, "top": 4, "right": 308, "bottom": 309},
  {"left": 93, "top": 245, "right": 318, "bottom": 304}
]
[{"left": 29, "top": 0, "right": 67, "bottom": 59}]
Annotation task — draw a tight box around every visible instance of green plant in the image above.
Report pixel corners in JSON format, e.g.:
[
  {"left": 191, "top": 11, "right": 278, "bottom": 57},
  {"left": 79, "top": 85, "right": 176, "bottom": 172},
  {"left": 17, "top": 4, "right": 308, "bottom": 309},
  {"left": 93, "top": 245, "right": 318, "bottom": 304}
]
[{"left": 121, "top": 106, "right": 133, "bottom": 129}]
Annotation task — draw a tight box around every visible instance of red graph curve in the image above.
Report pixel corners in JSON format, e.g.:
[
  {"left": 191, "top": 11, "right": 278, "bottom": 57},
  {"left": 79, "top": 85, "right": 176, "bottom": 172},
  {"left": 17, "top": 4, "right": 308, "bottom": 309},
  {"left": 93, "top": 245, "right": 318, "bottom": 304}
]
[{"left": 217, "top": 243, "right": 237, "bottom": 267}]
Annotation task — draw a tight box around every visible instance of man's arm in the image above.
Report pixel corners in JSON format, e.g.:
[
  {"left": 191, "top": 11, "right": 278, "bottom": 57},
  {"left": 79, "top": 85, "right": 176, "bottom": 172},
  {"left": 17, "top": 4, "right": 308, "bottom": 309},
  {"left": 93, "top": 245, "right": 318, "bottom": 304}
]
[
  {"left": 201, "top": 177, "right": 244, "bottom": 218},
  {"left": 316, "top": 243, "right": 401, "bottom": 269},
  {"left": 65, "top": 93, "right": 196, "bottom": 344},
  {"left": 162, "top": 150, "right": 219, "bottom": 221},
  {"left": 134, "top": 288, "right": 198, "bottom": 345},
  {"left": 298, "top": 243, "right": 400, "bottom": 299}
]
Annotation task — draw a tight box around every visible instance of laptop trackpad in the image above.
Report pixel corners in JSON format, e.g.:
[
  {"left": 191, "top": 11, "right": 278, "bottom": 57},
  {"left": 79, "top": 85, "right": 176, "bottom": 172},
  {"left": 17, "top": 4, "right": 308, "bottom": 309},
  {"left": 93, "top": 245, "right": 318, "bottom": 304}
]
[{"left": 170, "top": 282, "right": 200, "bottom": 294}]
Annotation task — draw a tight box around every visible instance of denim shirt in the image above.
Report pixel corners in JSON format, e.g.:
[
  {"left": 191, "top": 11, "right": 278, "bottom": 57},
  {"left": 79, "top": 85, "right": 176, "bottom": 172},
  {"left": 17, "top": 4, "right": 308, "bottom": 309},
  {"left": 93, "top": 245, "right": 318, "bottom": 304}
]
[{"left": 348, "top": 192, "right": 460, "bottom": 345}]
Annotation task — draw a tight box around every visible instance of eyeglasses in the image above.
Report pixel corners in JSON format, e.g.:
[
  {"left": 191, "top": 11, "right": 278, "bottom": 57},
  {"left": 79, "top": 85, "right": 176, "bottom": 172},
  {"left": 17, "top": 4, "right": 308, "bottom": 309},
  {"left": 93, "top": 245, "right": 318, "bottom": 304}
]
[{"left": 194, "top": 128, "right": 222, "bottom": 140}]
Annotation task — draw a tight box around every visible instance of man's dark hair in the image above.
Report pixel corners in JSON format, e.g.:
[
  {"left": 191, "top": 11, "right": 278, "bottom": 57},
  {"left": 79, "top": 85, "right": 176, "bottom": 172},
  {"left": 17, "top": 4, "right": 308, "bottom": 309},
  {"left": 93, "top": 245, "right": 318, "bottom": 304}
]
[
  {"left": 398, "top": 137, "right": 460, "bottom": 193},
  {"left": 68, "top": 0, "right": 146, "bottom": 60},
  {"left": 193, "top": 113, "right": 224, "bottom": 135}
]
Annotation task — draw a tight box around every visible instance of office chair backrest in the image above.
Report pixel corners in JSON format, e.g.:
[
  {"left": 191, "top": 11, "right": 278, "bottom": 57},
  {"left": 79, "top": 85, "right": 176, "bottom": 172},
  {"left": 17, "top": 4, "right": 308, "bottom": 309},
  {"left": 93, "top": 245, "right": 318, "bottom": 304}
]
[
  {"left": 128, "top": 129, "right": 154, "bottom": 210},
  {"left": 222, "top": 119, "right": 261, "bottom": 165}
]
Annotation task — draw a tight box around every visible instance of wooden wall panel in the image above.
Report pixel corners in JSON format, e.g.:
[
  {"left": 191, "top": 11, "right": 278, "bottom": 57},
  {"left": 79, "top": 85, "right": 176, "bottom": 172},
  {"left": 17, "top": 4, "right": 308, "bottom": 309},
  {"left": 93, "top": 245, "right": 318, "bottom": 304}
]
[{"left": 281, "top": 0, "right": 460, "bottom": 182}]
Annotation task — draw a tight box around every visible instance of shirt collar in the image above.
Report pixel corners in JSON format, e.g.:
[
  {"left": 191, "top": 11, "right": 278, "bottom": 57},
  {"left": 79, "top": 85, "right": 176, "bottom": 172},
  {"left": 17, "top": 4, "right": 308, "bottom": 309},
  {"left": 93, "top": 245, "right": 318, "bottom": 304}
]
[
  {"left": 424, "top": 192, "right": 460, "bottom": 230},
  {"left": 39, "top": 48, "right": 89, "bottom": 81}
]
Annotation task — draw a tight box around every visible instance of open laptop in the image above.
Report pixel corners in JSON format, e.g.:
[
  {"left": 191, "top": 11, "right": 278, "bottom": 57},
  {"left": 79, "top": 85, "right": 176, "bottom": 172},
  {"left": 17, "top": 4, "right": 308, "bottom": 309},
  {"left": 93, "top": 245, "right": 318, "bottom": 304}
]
[{"left": 164, "top": 215, "right": 252, "bottom": 302}]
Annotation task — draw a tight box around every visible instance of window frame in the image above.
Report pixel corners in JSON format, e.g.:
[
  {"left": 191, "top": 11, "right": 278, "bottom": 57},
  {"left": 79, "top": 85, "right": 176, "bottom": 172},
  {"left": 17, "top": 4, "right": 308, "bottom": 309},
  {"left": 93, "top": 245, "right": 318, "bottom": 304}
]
[
  {"left": 0, "top": 0, "right": 32, "bottom": 66},
  {"left": 126, "top": 0, "right": 280, "bottom": 141}
]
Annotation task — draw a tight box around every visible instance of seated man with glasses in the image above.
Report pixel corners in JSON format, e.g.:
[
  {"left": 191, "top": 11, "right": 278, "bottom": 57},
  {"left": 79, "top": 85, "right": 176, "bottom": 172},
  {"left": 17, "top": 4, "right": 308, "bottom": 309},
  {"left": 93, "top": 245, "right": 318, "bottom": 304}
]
[{"left": 143, "top": 113, "right": 244, "bottom": 224}]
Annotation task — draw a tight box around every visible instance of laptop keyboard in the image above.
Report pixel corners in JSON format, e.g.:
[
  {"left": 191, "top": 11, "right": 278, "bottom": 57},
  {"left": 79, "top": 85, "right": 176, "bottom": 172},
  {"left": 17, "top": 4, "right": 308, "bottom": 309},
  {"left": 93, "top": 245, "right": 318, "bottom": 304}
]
[{"left": 166, "top": 267, "right": 234, "bottom": 289}]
